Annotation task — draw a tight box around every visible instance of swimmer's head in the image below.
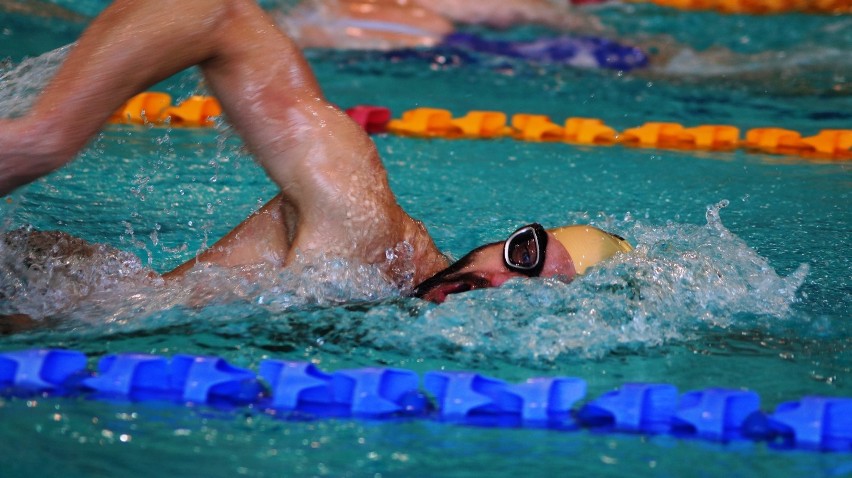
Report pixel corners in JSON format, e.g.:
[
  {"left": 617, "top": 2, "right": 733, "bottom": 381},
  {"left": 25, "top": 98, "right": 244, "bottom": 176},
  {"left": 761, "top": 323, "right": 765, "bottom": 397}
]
[{"left": 413, "top": 223, "right": 632, "bottom": 303}]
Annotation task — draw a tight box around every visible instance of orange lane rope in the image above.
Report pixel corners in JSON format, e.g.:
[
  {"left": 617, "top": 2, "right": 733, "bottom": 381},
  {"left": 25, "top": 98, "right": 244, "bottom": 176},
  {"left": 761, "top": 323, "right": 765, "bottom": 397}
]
[
  {"left": 109, "top": 93, "right": 852, "bottom": 160},
  {"left": 625, "top": 0, "right": 851, "bottom": 14}
]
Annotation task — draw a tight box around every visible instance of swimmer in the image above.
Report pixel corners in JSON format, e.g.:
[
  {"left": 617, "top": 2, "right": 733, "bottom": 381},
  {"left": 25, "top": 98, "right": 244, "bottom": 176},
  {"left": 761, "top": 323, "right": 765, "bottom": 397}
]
[
  {"left": 0, "top": 0, "right": 630, "bottom": 309},
  {"left": 280, "top": 0, "right": 834, "bottom": 82},
  {"left": 279, "top": 0, "right": 604, "bottom": 50}
]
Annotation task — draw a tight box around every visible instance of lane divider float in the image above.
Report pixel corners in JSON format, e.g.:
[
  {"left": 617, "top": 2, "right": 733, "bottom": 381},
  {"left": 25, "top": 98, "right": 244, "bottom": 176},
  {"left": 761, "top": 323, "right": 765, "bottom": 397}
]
[
  {"left": 384, "top": 107, "right": 851, "bottom": 159},
  {"left": 110, "top": 92, "right": 222, "bottom": 127},
  {"left": 108, "top": 94, "right": 852, "bottom": 160},
  {"left": 1, "top": 349, "right": 851, "bottom": 452},
  {"left": 625, "top": 0, "right": 851, "bottom": 14}
]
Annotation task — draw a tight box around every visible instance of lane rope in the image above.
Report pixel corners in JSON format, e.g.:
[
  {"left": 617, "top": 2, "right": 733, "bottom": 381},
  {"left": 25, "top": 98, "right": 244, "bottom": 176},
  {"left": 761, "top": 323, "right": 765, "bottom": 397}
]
[
  {"left": 1, "top": 349, "right": 850, "bottom": 452},
  {"left": 624, "top": 0, "right": 851, "bottom": 14},
  {"left": 108, "top": 94, "right": 852, "bottom": 160}
]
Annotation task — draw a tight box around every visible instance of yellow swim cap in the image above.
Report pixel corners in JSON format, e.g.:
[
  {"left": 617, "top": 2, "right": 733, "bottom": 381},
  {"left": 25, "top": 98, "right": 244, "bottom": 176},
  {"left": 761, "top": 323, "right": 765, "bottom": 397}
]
[{"left": 547, "top": 225, "right": 633, "bottom": 274}]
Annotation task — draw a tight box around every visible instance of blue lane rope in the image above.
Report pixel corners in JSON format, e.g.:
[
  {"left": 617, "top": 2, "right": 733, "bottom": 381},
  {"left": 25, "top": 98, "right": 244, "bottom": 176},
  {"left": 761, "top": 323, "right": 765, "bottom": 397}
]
[{"left": 1, "top": 349, "right": 850, "bottom": 452}]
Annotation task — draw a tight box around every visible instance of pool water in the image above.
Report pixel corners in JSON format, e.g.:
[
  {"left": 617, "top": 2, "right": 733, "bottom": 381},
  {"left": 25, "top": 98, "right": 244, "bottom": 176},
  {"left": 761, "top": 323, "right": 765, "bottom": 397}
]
[{"left": 1, "top": 2, "right": 851, "bottom": 477}]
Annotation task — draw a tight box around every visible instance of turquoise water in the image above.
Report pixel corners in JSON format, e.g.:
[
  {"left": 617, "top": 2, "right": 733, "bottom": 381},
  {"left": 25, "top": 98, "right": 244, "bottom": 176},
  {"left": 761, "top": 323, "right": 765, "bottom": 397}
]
[{"left": 1, "top": 2, "right": 852, "bottom": 477}]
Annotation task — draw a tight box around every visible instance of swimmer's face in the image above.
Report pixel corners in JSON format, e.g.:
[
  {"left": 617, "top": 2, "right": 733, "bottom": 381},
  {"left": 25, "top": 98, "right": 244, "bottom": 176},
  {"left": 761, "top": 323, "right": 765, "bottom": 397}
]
[{"left": 413, "top": 224, "right": 576, "bottom": 303}]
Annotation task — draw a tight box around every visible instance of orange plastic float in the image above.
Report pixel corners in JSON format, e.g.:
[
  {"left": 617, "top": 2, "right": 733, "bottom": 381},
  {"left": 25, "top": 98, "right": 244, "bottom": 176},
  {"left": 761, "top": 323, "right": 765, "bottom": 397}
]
[
  {"left": 801, "top": 130, "right": 852, "bottom": 158},
  {"left": 621, "top": 122, "right": 687, "bottom": 147},
  {"left": 110, "top": 92, "right": 172, "bottom": 124},
  {"left": 679, "top": 125, "right": 741, "bottom": 149},
  {"left": 629, "top": 0, "right": 850, "bottom": 13},
  {"left": 814, "top": 0, "right": 852, "bottom": 13},
  {"left": 160, "top": 96, "right": 222, "bottom": 127},
  {"left": 716, "top": 0, "right": 802, "bottom": 13},
  {"left": 107, "top": 93, "right": 849, "bottom": 161},
  {"left": 387, "top": 108, "right": 460, "bottom": 137},
  {"left": 450, "top": 111, "right": 510, "bottom": 138},
  {"left": 563, "top": 118, "right": 617, "bottom": 144},
  {"left": 110, "top": 93, "right": 221, "bottom": 126},
  {"left": 744, "top": 128, "right": 807, "bottom": 154},
  {"left": 739, "top": 0, "right": 850, "bottom": 13},
  {"left": 511, "top": 114, "right": 564, "bottom": 141}
]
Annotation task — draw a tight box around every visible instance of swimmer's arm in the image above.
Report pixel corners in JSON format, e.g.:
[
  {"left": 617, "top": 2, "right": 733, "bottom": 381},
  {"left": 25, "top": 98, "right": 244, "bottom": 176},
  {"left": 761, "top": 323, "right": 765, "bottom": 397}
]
[
  {"left": 195, "top": 1, "right": 407, "bottom": 264},
  {"left": 163, "top": 194, "right": 294, "bottom": 278},
  {"left": 0, "top": 0, "right": 238, "bottom": 194},
  {"left": 0, "top": 0, "right": 406, "bottom": 265},
  {"left": 0, "top": 0, "right": 372, "bottom": 200}
]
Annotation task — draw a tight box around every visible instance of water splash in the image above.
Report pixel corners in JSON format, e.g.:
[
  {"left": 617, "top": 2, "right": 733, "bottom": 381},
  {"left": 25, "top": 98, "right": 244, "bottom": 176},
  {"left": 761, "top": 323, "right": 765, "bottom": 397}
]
[
  {"left": 172, "top": 251, "right": 406, "bottom": 314},
  {"left": 364, "top": 201, "right": 809, "bottom": 363},
  {"left": 0, "top": 202, "right": 809, "bottom": 363},
  {"left": 0, "top": 228, "right": 404, "bottom": 324},
  {"left": 0, "top": 45, "right": 70, "bottom": 118},
  {"left": 0, "top": 45, "right": 814, "bottom": 362},
  {"left": 0, "top": 227, "right": 162, "bottom": 320}
]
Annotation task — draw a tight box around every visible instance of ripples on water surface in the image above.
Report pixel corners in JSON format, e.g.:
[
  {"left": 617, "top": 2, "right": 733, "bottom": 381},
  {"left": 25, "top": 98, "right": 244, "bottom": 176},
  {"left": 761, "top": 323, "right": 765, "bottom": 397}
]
[{"left": 1, "top": 2, "right": 851, "bottom": 477}]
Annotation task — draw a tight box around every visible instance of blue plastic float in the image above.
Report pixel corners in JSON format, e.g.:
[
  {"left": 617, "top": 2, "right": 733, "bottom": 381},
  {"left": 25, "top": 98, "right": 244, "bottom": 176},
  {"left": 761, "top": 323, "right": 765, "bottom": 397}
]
[{"left": 1, "top": 349, "right": 849, "bottom": 452}]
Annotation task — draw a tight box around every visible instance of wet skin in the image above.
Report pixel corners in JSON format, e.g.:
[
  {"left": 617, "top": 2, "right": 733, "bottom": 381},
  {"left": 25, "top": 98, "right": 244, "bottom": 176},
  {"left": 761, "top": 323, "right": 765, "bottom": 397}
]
[
  {"left": 414, "top": 230, "right": 577, "bottom": 303},
  {"left": 0, "top": 0, "right": 585, "bottom": 312}
]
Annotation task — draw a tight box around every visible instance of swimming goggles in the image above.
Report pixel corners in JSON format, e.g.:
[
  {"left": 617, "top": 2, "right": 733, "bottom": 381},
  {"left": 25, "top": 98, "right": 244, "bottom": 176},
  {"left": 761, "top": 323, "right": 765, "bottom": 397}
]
[{"left": 503, "top": 223, "right": 548, "bottom": 277}]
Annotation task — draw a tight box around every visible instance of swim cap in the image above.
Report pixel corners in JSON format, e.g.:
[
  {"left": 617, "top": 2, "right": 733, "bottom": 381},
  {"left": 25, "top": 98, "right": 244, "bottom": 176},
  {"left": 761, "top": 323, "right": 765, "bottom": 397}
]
[{"left": 547, "top": 225, "right": 632, "bottom": 274}]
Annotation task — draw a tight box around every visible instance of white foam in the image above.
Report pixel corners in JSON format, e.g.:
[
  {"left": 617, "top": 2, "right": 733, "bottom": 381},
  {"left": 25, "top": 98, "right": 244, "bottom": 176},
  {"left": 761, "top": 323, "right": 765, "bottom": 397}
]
[
  {"left": 0, "top": 45, "right": 70, "bottom": 118},
  {"left": 364, "top": 201, "right": 809, "bottom": 363}
]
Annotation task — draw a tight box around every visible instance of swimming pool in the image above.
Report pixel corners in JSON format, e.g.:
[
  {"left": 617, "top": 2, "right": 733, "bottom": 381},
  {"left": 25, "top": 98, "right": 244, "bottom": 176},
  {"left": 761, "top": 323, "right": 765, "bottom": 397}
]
[{"left": 1, "top": 1, "right": 851, "bottom": 477}]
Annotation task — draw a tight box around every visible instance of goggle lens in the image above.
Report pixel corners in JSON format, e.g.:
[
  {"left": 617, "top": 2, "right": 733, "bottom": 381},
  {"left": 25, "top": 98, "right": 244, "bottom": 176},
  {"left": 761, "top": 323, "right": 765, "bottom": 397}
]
[
  {"left": 503, "top": 223, "right": 547, "bottom": 276},
  {"left": 507, "top": 230, "right": 539, "bottom": 268}
]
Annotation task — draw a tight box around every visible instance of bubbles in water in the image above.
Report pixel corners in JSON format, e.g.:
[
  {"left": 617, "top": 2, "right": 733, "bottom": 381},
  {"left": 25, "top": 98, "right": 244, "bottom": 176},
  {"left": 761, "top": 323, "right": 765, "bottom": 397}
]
[
  {"left": 0, "top": 201, "right": 809, "bottom": 365},
  {"left": 0, "top": 227, "right": 162, "bottom": 320},
  {"left": 0, "top": 229, "right": 406, "bottom": 325},
  {"left": 363, "top": 201, "right": 809, "bottom": 364}
]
